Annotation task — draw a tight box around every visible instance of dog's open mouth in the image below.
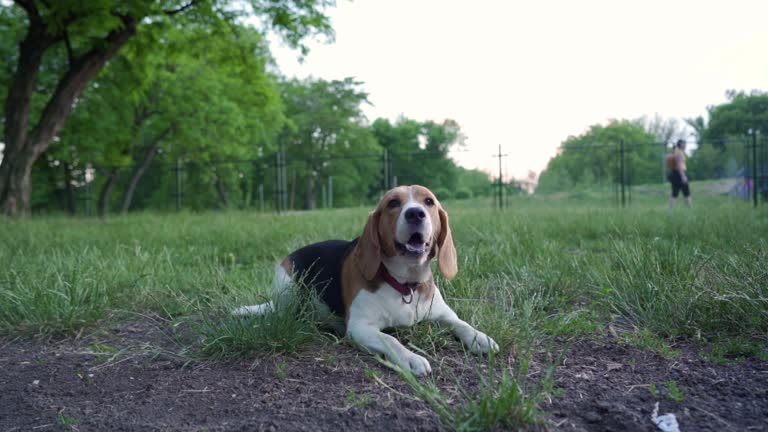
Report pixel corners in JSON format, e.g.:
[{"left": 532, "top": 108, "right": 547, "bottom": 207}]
[{"left": 396, "top": 232, "right": 429, "bottom": 256}]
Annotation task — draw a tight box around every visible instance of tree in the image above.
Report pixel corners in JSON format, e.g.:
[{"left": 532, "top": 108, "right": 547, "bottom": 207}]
[
  {"left": 370, "top": 116, "right": 464, "bottom": 191},
  {"left": 686, "top": 90, "right": 768, "bottom": 179},
  {"left": 707, "top": 90, "right": 768, "bottom": 143},
  {"left": 279, "top": 77, "right": 377, "bottom": 209},
  {"left": 537, "top": 120, "right": 658, "bottom": 193},
  {"left": 685, "top": 116, "right": 707, "bottom": 141},
  {"left": 0, "top": 0, "right": 333, "bottom": 216},
  {"left": 455, "top": 167, "right": 493, "bottom": 198},
  {"left": 636, "top": 114, "right": 686, "bottom": 145},
  {"left": 635, "top": 114, "right": 689, "bottom": 183},
  {"left": 44, "top": 22, "right": 285, "bottom": 215}
]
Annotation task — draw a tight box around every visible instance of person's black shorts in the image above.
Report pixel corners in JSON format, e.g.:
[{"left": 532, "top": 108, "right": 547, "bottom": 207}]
[{"left": 668, "top": 171, "right": 690, "bottom": 198}]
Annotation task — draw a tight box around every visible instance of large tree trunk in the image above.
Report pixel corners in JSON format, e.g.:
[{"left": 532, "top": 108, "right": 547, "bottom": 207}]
[
  {"left": 215, "top": 174, "right": 230, "bottom": 209},
  {"left": 120, "top": 127, "right": 172, "bottom": 213},
  {"left": 0, "top": 148, "right": 37, "bottom": 217},
  {"left": 97, "top": 168, "right": 120, "bottom": 218},
  {"left": 0, "top": 6, "right": 136, "bottom": 217}
]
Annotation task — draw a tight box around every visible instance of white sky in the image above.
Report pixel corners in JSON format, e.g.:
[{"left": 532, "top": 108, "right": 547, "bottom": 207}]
[{"left": 271, "top": 0, "right": 768, "bottom": 180}]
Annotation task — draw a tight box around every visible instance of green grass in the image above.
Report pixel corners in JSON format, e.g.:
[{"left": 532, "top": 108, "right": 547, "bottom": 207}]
[
  {"left": 1, "top": 194, "right": 767, "bottom": 430},
  {"left": 387, "top": 344, "right": 556, "bottom": 431},
  {"left": 2, "top": 197, "right": 766, "bottom": 344},
  {"left": 188, "top": 291, "right": 325, "bottom": 359}
]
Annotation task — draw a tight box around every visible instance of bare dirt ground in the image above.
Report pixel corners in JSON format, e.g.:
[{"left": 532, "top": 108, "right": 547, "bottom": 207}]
[{"left": 1, "top": 322, "right": 766, "bottom": 431}]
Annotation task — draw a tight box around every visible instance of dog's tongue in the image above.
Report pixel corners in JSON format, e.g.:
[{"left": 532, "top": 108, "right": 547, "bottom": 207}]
[{"left": 406, "top": 234, "right": 426, "bottom": 254}]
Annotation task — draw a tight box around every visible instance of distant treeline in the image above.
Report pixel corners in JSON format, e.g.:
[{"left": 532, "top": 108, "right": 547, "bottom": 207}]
[{"left": 538, "top": 90, "right": 768, "bottom": 193}]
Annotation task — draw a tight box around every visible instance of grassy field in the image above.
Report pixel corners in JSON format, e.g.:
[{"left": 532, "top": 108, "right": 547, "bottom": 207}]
[{"left": 1, "top": 191, "right": 767, "bottom": 429}]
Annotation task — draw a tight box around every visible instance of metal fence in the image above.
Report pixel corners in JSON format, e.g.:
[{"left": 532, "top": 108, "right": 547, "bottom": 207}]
[
  {"left": 29, "top": 136, "right": 767, "bottom": 216},
  {"left": 31, "top": 148, "right": 488, "bottom": 216},
  {"left": 534, "top": 136, "right": 767, "bottom": 208}
]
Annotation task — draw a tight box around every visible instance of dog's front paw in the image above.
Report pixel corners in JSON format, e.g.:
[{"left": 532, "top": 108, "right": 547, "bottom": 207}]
[
  {"left": 397, "top": 351, "right": 432, "bottom": 376},
  {"left": 467, "top": 331, "right": 499, "bottom": 355}
]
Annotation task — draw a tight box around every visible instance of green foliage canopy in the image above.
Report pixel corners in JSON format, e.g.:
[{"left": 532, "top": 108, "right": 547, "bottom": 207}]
[{"left": 537, "top": 120, "right": 658, "bottom": 193}]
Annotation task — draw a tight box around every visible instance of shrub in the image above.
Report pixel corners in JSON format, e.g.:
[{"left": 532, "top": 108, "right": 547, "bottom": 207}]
[
  {"left": 432, "top": 187, "right": 452, "bottom": 200},
  {"left": 455, "top": 188, "right": 473, "bottom": 200}
]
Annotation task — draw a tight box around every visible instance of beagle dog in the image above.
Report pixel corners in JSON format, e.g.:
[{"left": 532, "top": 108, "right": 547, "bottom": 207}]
[{"left": 234, "top": 185, "right": 498, "bottom": 376}]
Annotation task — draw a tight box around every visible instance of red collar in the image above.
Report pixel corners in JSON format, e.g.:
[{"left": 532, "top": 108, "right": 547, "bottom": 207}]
[{"left": 378, "top": 265, "right": 420, "bottom": 296}]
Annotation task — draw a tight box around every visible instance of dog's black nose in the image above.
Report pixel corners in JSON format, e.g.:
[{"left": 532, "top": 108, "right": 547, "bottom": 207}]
[{"left": 404, "top": 207, "right": 426, "bottom": 224}]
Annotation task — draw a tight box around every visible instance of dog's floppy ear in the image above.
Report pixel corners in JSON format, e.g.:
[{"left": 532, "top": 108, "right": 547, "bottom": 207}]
[
  {"left": 355, "top": 209, "right": 382, "bottom": 280},
  {"left": 437, "top": 205, "right": 457, "bottom": 280}
]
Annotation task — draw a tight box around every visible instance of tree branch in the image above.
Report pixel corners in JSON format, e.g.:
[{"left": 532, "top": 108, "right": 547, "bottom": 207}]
[
  {"left": 2, "top": 15, "right": 58, "bottom": 155},
  {"left": 164, "top": 0, "right": 199, "bottom": 16},
  {"left": 26, "top": 15, "right": 138, "bottom": 157},
  {"left": 13, "top": 0, "right": 40, "bottom": 21},
  {"left": 63, "top": 29, "right": 75, "bottom": 67}
]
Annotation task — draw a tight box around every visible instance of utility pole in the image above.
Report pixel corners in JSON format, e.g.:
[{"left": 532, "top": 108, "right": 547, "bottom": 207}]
[{"left": 492, "top": 145, "right": 508, "bottom": 209}]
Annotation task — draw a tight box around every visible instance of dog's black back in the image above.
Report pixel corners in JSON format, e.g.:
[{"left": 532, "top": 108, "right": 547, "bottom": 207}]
[{"left": 287, "top": 238, "right": 359, "bottom": 317}]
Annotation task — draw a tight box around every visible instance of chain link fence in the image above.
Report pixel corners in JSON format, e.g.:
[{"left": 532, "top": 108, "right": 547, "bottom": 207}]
[
  {"left": 28, "top": 135, "right": 767, "bottom": 216},
  {"left": 534, "top": 136, "right": 767, "bottom": 208},
  {"left": 31, "top": 149, "right": 460, "bottom": 216}
]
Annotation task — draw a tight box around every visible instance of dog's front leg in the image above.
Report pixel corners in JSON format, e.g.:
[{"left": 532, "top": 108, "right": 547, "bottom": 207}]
[
  {"left": 427, "top": 289, "right": 499, "bottom": 354},
  {"left": 346, "top": 319, "right": 432, "bottom": 376}
]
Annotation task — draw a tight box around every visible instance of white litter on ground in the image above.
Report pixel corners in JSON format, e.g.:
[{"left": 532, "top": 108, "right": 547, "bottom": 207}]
[{"left": 651, "top": 402, "right": 681, "bottom": 432}]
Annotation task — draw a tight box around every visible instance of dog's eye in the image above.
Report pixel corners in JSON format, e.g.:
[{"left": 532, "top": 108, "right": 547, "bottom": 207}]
[
  {"left": 424, "top": 198, "right": 435, "bottom": 207},
  {"left": 387, "top": 199, "right": 401, "bottom": 209}
]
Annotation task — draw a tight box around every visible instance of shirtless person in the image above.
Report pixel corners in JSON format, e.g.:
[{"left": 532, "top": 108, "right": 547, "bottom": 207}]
[{"left": 667, "top": 139, "right": 692, "bottom": 208}]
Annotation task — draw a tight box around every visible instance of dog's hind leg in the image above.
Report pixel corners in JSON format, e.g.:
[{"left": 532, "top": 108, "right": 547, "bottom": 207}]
[{"left": 232, "top": 262, "right": 293, "bottom": 316}]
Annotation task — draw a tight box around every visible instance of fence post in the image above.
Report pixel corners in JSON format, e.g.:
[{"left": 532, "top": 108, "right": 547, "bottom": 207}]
[
  {"left": 175, "top": 158, "right": 183, "bottom": 211},
  {"left": 328, "top": 176, "right": 333, "bottom": 209},
  {"left": 282, "top": 146, "right": 289, "bottom": 211},
  {"left": 614, "top": 142, "right": 620, "bottom": 207},
  {"left": 498, "top": 145, "right": 503, "bottom": 209},
  {"left": 762, "top": 135, "right": 767, "bottom": 206},
  {"left": 250, "top": 160, "right": 259, "bottom": 210},
  {"left": 258, "top": 184, "right": 264, "bottom": 211},
  {"left": 620, "top": 140, "right": 626, "bottom": 208},
  {"left": 280, "top": 144, "right": 288, "bottom": 211},
  {"left": 274, "top": 152, "right": 281, "bottom": 213},
  {"left": 661, "top": 141, "right": 667, "bottom": 183},
  {"left": 492, "top": 145, "right": 507, "bottom": 210},
  {"left": 84, "top": 168, "right": 92, "bottom": 217},
  {"left": 753, "top": 131, "right": 758, "bottom": 208},
  {"left": 382, "top": 148, "right": 389, "bottom": 191},
  {"left": 322, "top": 184, "right": 327, "bottom": 209},
  {"left": 627, "top": 144, "right": 632, "bottom": 206}
]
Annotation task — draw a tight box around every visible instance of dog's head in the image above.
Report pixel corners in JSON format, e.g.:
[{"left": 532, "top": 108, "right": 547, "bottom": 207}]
[{"left": 355, "top": 185, "right": 457, "bottom": 281}]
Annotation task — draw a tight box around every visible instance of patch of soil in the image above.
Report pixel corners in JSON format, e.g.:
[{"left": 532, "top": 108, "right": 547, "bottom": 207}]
[
  {"left": 0, "top": 322, "right": 442, "bottom": 432},
  {"left": 547, "top": 338, "right": 768, "bottom": 431},
  {"left": 1, "top": 323, "right": 766, "bottom": 431}
]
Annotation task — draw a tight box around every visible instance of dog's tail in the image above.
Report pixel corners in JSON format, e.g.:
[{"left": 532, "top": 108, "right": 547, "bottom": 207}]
[
  {"left": 232, "top": 302, "right": 274, "bottom": 316},
  {"left": 233, "top": 263, "right": 292, "bottom": 317}
]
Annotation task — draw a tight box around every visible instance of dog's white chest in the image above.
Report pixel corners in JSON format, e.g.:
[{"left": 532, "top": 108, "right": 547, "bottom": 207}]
[{"left": 348, "top": 284, "right": 434, "bottom": 330}]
